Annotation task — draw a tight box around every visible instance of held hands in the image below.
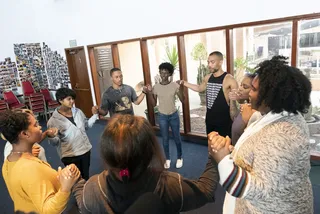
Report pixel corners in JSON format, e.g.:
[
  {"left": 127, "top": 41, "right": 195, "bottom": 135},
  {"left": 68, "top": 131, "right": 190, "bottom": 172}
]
[
  {"left": 143, "top": 84, "right": 152, "bottom": 94},
  {"left": 240, "top": 103, "right": 255, "bottom": 124},
  {"left": 45, "top": 127, "right": 58, "bottom": 138},
  {"left": 92, "top": 105, "right": 99, "bottom": 115},
  {"left": 32, "top": 144, "right": 41, "bottom": 157},
  {"left": 208, "top": 132, "right": 233, "bottom": 163},
  {"left": 176, "top": 80, "right": 184, "bottom": 86},
  {"left": 229, "top": 89, "right": 250, "bottom": 101},
  {"left": 57, "top": 164, "right": 81, "bottom": 193},
  {"left": 229, "top": 89, "right": 243, "bottom": 101}
]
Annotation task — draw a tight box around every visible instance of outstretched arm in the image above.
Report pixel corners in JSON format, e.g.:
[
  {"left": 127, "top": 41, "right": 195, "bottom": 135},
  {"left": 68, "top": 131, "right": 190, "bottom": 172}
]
[
  {"left": 180, "top": 74, "right": 211, "bottom": 93},
  {"left": 176, "top": 82, "right": 185, "bottom": 103}
]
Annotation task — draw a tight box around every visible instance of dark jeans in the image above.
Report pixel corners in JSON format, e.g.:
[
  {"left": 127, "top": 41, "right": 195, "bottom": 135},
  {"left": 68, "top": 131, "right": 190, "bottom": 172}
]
[
  {"left": 158, "top": 111, "right": 182, "bottom": 160},
  {"left": 61, "top": 150, "right": 91, "bottom": 180}
]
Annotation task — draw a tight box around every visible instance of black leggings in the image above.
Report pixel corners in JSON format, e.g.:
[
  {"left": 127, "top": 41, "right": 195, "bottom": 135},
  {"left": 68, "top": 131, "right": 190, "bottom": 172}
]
[{"left": 61, "top": 150, "right": 91, "bottom": 180}]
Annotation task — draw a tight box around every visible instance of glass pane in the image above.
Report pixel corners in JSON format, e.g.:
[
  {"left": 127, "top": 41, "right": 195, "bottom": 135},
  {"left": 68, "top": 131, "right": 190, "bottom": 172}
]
[
  {"left": 233, "top": 22, "right": 292, "bottom": 82},
  {"left": 184, "top": 30, "right": 226, "bottom": 134},
  {"left": 147, "top": 37, "right": 183, "bottom": 130},
  {"left": 93, "top": 46, "right": 114, "bottom": 100},
  {"left": 118, "top": 41, "right": 147, "bottom": 118},
  {"left": 297, "top": 19, "right": 320, "bottom": 156}
]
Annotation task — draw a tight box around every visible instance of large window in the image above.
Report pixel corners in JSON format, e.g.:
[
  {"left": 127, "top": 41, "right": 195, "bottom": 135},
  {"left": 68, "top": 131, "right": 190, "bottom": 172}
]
[
  {"left": 184, "top": 30, "right": 226, "bottom": 134},
  {"left": 233, "top": 22, "right": 293, "bottom": 82},
  {"left": 147, "top": 37, "right": 183, "bottom": 129},
  {"left": 118, "top": 41, "right": 147, "bottom": 118},
  {"left": 297, "top": 19, "right": 320, "bottom": 124}
]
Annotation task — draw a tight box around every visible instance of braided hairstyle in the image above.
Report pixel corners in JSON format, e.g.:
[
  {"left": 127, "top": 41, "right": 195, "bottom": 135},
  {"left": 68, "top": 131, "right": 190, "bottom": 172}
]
[
  {"left": 0, "top": 110, "right": 30, "bottom": 144},
  {"left": 254, "top": 55, "right": 311, "bottom": 114}
]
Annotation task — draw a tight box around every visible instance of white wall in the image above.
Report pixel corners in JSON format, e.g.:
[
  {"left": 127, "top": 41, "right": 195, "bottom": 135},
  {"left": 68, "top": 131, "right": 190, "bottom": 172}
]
[
  {"left": 0, "top": 0, "right": 319, "bottom": 103},
  {"left": 1, "top": 0, "right": 319, "bottom": 60}
]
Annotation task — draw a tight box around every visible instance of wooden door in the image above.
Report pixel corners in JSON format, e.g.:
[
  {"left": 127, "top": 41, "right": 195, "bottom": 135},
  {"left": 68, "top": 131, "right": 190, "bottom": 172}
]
[{"left": 65, "top": 47, "right": 93, "bottom": 117}]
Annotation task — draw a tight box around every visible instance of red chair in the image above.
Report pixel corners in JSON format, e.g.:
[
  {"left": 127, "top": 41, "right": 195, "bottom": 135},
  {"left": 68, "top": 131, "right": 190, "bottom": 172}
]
[
  {"left": 3, "top": 91, "right": 26, "bottom": 109},
  {"left": 29, "top": 93, "right": 48, "bottom": 121},
  {"left": 40, "top": 88, "right": 60, "bottom": 113},
  {"left": 22, "top": 81, "right": 35, "bottom": 106},
  {"left": 0, "top": 100, "right": 9, "bottom": 113}
]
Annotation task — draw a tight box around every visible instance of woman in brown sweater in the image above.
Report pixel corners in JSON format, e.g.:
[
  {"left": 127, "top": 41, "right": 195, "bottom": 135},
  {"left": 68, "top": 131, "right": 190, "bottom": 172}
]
[{"left": 72, "top": 114, "right": 219, "bottom": 214}]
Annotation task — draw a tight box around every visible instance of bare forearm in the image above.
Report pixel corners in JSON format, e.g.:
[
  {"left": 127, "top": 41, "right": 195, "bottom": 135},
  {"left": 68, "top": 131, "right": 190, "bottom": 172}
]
[
  {"left": 148, "top": 94, "right": 157, "bottom": 107},
  {"left": 177, "top": 86, "right": 185, "bottom": 102},
  {"left": 134, "top": 93, "right": 146, "bottom": 105},
  {"left": 230, "top": 100, "right": 239, "bottom": 121},
  {"left": 98, "top": 108, "right": 108, "bottom": 116},
  {"left": 184, "top": 81, "right": 203, "bottom": 92}
]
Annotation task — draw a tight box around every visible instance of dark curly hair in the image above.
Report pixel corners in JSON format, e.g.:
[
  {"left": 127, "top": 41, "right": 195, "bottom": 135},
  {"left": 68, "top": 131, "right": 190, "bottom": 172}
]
[
  {"left": 159, "top": 62, "right": 174, "bottom": 76},
  {"left": 100, "top": 114, "right": 164, "bottom": 182},
  {"left": 254, "top": 55, "right": 311, "bottom": 114},
  {"left": 56, "top": 88, "right": 76, "bottom": 104},
  {"left": 0, "top": 110, "right": 30, "bottom": 144}
]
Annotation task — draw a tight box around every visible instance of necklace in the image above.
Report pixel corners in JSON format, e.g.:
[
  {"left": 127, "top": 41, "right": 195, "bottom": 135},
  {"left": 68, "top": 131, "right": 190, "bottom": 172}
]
[{"left": 10, "top": 151, "right": 32, "bottom": 155}]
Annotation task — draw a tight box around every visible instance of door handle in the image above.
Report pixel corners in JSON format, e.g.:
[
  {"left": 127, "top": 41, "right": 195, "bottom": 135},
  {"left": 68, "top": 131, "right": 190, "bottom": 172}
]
[{"left": 75, "top": 83, "right": 79, "bottom": 89}]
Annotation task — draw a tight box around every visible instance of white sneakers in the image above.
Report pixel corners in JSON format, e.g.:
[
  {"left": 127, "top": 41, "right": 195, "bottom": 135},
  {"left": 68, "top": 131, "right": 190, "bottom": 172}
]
[
  {"left": 164, "top": 159, "right": 183, "bottom": 169},
  {"left": 176, "top": 159, "right": 183, "bottom": 169},
  {"left": 164, "top": 160, "right": 171, "bottom": 169}
]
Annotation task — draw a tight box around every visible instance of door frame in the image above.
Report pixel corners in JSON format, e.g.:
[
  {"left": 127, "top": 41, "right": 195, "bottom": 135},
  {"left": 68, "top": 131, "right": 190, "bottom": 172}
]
[{"left": 65, "top": 46, "right": 94, "bottom": 117}]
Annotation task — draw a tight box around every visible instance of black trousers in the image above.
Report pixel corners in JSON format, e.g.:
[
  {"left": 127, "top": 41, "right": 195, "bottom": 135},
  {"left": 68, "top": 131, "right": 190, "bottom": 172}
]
[
  {"left": 61, "top": 150, "right": 91, "bottom": 180},
  {"left": 206, "top": 123, "right": 232, "bottom": 138}
]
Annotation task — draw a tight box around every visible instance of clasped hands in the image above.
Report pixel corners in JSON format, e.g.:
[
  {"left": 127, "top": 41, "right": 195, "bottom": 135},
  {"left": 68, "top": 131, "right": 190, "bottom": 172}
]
[
  {"left": 208, "top": 132, "right": 234, "bottom": 163},
  {"left": 57, "top": 164, "right": 81, "bottom": 192},
  {"left": 142, "top": 80, "right": 184, "bottom": 94}
]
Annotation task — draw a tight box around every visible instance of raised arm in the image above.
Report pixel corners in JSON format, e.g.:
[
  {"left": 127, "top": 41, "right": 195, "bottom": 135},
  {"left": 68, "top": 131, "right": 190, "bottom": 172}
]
[
  {"left": 79, "top": 109, "right": 98, "bottom": 129},
  {"left": 134, "top": 92, "right": 146, "bottom": 105},
  {"left": 98, "top": 92, "right": 109, "bottom": 116},
  {"left": 226, "top": 74, "right": 239, "bottom": 120},
  {"left": 158, "top": 154, "right": 219, "bottom": 212},
  {"left": 21, "top": 165, "right": 79, "bottom": 214},
  {"left": 176, "top": 82, "right": 185, "bottom": 102},
  {"left": 181, "top": 74, "right": 211, "bottom": 93},
  {"left": 47, "top": 121, "right": 60, "bottom": 146}
]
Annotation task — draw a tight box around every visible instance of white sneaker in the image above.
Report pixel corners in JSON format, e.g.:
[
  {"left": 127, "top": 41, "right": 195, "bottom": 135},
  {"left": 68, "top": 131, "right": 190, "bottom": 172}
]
[
  {"left": 176, "top": 159, "right": 183, "bottom": 168},
  {"left": 164, "top": 160, "right": 171, "bottom": 169}
]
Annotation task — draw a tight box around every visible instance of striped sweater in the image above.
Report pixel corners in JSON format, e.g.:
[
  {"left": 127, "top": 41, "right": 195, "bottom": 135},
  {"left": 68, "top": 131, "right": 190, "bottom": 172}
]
[{"left": 219, "top": 113, "right": 313, "bottom": 213}]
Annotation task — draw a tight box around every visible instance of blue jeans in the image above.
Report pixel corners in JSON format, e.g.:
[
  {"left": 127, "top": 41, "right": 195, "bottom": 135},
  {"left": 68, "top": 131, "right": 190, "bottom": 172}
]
[{"left": 158, "top": 111, "right": 182, "bottom": 160}]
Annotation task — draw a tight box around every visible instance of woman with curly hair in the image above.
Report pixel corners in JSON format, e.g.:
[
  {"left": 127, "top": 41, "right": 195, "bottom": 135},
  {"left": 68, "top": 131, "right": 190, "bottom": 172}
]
[
  {"left": 1, "top": 110, "right": 80, "bottom": 213},
  {"left": 209, "top": 55, "right": 313, "bottom": 213},
  {"left": 3, "top": 109, "right": 57, "bottom": 162}
]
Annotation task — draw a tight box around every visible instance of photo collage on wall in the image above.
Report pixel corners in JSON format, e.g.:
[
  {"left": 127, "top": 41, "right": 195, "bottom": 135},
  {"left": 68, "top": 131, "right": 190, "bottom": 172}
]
[
  {"left": 43, "top": 42, "right": 70, "bottom": 89},
  {"left": 14, "top": 43, "right": 48, "bottom": 91},
  {"left": 0, "top": 57, "right": 19, "bottom": 95}
]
